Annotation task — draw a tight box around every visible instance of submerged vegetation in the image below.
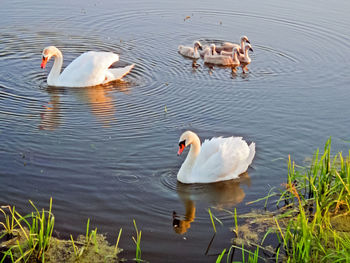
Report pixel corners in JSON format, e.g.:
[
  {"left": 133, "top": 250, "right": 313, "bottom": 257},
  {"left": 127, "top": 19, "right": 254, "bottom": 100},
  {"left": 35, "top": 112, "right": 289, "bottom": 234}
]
[
  {"left": 1, "top": 138, "right": 349, "bottom": 262},
  {"left": 216, "top": 138, "right": 350, "bottom": 262}
]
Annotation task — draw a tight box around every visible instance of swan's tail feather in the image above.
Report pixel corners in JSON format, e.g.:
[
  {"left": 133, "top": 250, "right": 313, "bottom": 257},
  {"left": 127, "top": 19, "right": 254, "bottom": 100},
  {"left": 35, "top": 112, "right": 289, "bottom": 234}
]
[
  {"left": 247, "top": 142, "right": 256, "bottom": 165},
  {"left": 109, "top": 64, "right": 135, "bottom": 81}
]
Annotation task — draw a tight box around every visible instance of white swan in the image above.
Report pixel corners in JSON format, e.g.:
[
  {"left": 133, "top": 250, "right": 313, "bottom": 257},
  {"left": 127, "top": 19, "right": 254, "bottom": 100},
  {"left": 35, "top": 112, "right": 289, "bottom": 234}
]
[
  {"left": 178, "top": 41, "right": 202, "bottom": 59},
  {"left": 215, "top": 35, "right": 250, "bottom": 54},
  {"left": 204, "top": 45, "right": 240, "bottom": 67},
  {"left": 177, "top": 131, "right": 255, "bottom": 184},
  {"left": 41, "top": 46, "right": 135, "bottom": 87}
]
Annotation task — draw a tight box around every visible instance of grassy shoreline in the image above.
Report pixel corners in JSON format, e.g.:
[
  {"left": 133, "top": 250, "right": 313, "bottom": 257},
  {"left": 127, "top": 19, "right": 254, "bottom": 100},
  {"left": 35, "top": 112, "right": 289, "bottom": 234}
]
[
  {"left": 0, "top": 200, "right": 123, "bottom": 263},
  {"left": 216, "top": 138, "right": 350, "bottom": 262}
]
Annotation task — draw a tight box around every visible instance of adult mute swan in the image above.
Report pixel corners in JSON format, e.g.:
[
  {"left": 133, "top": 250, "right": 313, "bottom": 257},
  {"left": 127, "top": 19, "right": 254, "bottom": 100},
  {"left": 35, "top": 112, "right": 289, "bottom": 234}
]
[
  {"left": 178, "top": 41, "right": 203, "bottom": 59},
  {"left": 177, "top": 131, "right": 255, "bottom": 184},
  {"left": 215, "top": 35, "right": 250, "bottom": 54},
  {"left": 41, "top": 46, "right": 135, "bottom": 87}
]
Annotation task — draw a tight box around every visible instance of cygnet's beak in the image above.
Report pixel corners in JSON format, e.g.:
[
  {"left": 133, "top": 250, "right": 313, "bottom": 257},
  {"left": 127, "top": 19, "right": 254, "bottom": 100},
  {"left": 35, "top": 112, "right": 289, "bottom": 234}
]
[
  {"left": 246, "top": 39, "right": 251, "bottom": 44},
  {"left": 41, "top": 56, "right": 48, "bottom": 69},
  {"left": 249, "top": 47, "right": 254, "bottom": 52},
  {"left": 198, "top": 45, "right": 203, "bottom": 50}
]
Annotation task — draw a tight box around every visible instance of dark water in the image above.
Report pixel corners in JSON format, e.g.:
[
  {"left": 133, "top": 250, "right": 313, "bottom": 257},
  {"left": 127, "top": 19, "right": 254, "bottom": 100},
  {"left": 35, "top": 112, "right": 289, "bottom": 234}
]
[{"left": 1, "top": 0, "right": 350, "bottom": 261}]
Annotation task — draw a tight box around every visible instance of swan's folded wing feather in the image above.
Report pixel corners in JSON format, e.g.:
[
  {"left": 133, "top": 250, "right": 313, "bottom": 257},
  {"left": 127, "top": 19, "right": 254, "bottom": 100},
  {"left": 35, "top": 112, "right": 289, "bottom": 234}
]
[
  {"left": 218, "top": 138, "right": 254, "bottom": 181},
  {"left": 59, "top": 51, "right": 119, "bottom": 87},
  {"left": 192, "top": 137, "right": 253, "bottom": 183},
  {"left": 106, "top": 64, "right": 135, "bottom": 82}
]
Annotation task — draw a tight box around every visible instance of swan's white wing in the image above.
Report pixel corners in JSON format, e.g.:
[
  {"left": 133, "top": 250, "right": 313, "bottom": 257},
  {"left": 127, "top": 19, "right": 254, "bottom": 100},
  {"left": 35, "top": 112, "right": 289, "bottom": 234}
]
[
  {"left": 105, "top": 64, "right": 135, "bottom": 83},
  {"left": 58, "top": 51, "right": 119, "bottom": 87},
  {"left": 191, "top": 137, "right": 254, "bottom": 183}
]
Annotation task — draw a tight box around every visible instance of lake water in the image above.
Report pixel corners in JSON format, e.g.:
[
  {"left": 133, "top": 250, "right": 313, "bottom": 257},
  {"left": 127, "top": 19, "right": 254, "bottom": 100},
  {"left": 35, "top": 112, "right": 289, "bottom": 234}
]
[{"left": 1, "top": 0, "right": 350, "bottom": 261}]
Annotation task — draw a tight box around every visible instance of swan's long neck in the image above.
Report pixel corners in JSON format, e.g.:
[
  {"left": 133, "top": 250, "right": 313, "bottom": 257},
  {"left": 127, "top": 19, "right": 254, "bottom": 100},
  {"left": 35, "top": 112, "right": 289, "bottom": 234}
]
[
  {"left": 47, "top": 49, "right": 63, "bottom": 86},
  {"left": 244, "top": 47, "right": 251, "bottom": 60},
  {"left": 194, "top": 46, "right": 199, "bottom": 57},
  {"left": 186, "top": 136, "right": 201, "bottom": 164},
  {"left": 240, "top": 39, "right": 246, "bottom": 51},
  {"left": 177, "top": 134, "right": 201, "bottom": 183},
  {"left": 233, "top": 51, "right": 239, "bottom": 63}
]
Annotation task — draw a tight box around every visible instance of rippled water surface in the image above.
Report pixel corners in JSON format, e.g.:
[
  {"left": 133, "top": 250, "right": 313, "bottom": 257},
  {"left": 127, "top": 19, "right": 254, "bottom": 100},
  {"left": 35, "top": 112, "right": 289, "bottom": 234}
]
[{"left": 1, "top": 0, "right": 350, "bottom": 261}]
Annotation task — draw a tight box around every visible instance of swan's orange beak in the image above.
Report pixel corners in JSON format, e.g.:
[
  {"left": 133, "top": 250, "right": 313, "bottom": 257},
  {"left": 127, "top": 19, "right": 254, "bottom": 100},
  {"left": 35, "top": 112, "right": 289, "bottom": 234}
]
[
  {"left": 41, "top": 56, "right": 48, "bottom": 69},
  {"left": 177, "top": 144, "right": 185, "bottom": 155},
  {"left": 177, "top": 143, "right": 185, "bottom": 156}
]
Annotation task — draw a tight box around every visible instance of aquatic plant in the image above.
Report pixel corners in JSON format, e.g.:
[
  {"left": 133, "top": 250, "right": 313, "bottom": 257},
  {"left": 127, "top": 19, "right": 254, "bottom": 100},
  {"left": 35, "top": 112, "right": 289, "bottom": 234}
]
[
  {"left": 208, "top": 208, "right": 217, "bottom": 233},
  {"left": 132, "top": 219, "right": 142, "bottom": 262}
]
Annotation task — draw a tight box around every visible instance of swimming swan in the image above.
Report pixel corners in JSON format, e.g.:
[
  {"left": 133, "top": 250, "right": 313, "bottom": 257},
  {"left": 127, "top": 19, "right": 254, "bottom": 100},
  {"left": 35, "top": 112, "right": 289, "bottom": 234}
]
[
  {"left": 215, "top": 35, "right": 250, "bottom": 54},
  {"left": 178, "top": 41, "right": 203, "bottom": 59},
  {"left": 237, "top": 43, "right": 253, "bottom": 63},
  {"left": 199, "top": 44, "right": 218, "bottom": 57},
  {"left": 177, "top": 131, "right": 255, "bottom": 184},
  {"left": 204, "top": 45, "right": 240, "bottom": 67},
  {"left": 238, "top": 44, "right": 253, "bottom": 72},
  {"left": 41, "top": 46, "right": 135, "bottom": 87}
]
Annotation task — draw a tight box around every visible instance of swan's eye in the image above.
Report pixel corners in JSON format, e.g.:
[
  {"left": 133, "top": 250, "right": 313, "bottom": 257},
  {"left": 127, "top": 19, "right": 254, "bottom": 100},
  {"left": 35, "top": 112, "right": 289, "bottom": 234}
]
[{"left": 179, "top": 140, "right": 186, "bottom": 147}]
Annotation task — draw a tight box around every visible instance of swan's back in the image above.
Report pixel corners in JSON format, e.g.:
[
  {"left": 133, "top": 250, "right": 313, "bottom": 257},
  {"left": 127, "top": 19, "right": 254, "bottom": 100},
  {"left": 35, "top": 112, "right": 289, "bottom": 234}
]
[
  {"left": 59, "top": 51, "right": 119, "bottom": 87},
  {"left": 191, "top": 137, "right": 255, "bottom": 183},
  {"left": 216, "top": 43, "right": 241, "bottom": 53},
  {"left": 178, "top": 45, "right": 199, "bottom": 59},
  {"left": 204, "top": 54, "right": 228, "bottom": 65},
  {"left": 204, "top": 54, "right": 238, "bottom": 66}
]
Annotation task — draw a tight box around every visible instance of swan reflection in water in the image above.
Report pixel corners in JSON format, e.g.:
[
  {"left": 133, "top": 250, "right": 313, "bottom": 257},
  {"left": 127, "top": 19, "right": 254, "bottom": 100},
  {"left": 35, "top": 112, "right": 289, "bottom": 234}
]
[
  {"left": 39, "top": 86, "right": 62, "bottom": 131},
  {"left": 39, "top": 81, "right": 131, "bottom": 130},
  {"left": 173, "top": 173, "right": 251, "bottom": 234}
]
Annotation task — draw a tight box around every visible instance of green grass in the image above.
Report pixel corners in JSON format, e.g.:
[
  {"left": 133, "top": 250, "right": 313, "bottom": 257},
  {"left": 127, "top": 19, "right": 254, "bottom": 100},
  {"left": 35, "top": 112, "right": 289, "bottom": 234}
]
[
  {"left": 132, "top": 219, "right": 142, "bottom": 262},
  {"left": 0, "top": 206, "right": 17, "bottom": 240},
  {"left": 0, "top": 200, "right": 123, "bottom": 263},
  {"left": 274, "top": 138, "right": 350, "bottom": 262},
  {"left": 0, "top": 198, "right": 54, "bottom": 262},
  {"left": 217, "top": 138, "right": 350, "bottom": 263},
  {"left": 208, "top": 208, "right": 217, "bottom": 233}
]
